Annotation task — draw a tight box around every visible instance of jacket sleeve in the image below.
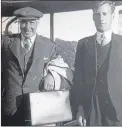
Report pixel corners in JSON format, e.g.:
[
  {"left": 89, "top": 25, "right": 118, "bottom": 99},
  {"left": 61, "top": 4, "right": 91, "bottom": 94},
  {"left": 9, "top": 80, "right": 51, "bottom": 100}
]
[
  {"left": 1, "top": 37, "right": 5, "bottom": 97},
  {"left": 43, "top": 39, "right": 73, "bottom": 90},
  {"left": 70, "top": 39, "right": 85, "bottom": 120},
  {"left": 1, "top": 35, "right": 11, "bottom": 103},
  {"left": 1, "top": 36, "right": 8, "bottom": 93},
  {"left": 49, "top": 41, "right": 59, "bottom": 60}
]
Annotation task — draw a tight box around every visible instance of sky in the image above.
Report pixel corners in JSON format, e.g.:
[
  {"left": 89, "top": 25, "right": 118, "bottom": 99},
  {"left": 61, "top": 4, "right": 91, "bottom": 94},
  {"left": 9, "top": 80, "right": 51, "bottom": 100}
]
[{"left": 2, "top": 5, "right": 122, "bottom": 42}]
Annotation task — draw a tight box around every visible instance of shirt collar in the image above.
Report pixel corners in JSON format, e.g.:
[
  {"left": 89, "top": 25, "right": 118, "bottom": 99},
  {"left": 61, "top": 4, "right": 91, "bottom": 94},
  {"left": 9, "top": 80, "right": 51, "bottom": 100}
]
[
  {"left": 21, "top": 33, "right": 37, "bottom": 48},
  {"left": 96, "top": 29, "right": 112, "bottom": 46}
]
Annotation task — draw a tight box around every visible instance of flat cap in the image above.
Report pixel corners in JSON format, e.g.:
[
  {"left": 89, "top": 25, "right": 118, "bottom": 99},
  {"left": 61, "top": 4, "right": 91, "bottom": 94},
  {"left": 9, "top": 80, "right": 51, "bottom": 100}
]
[{"left": 14, "top": 7, "right": 43, "bottom": 19}]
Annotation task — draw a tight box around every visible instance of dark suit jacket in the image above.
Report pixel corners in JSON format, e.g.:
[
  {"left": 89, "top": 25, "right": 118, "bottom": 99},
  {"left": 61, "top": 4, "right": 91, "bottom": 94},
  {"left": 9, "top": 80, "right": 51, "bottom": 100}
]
[
  {"left": 71, "top": 33, "right": 122, "bottom": 122},
  {"left": 1, "top": 34, "right": 58, "bottom": 117}
]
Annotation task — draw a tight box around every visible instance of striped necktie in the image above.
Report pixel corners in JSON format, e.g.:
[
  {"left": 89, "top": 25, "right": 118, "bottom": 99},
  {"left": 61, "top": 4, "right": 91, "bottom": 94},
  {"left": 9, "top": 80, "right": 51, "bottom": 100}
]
[
  {"left": 24, "top": 38, "right": 31, "bottom": 52},
  {"left": 100, "top": 33, "right": 105, "bottom": 46}
]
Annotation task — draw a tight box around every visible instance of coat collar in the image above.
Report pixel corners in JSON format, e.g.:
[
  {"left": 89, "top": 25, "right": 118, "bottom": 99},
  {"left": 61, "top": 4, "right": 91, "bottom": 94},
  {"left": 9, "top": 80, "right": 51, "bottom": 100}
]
[
  {"left": 96, "top": 30, "right": 112, "bottom": 45},
  {"left": 8, "top": 34, "right": 24, "bottom": 73},
  {"left": 9, "top": 34, "right": 21, "bottom": 61},
  {"left": 8, "top": 34, "right": 46, "bottom": 74},
  {"left": 32, "top": 34, "right": 47, "bottom": 61},
  {"left": 107, "top": 33, "right": 122, "bottom": 114},
  {"left": 85, "top": 33, "right": 117, "bottom": 58},
  {"left": 85, "top": 34, "right": 96, "bottom": 58},
  {"left": 85, "top": 33, "right": 122, "bottom": 75},
  {"left": 8, "top": 34, "right": 46, "bottom": 61},
  {"left": 85, "top": 33, "right": 119, "bottom": 74}
]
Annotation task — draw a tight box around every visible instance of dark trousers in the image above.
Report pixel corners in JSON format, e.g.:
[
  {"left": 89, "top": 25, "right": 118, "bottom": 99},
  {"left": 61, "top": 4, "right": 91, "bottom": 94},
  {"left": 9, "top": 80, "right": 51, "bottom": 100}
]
[
  {"left": 2, "top": 114, "right": 24, "bottom": 126},
  {"left": 1, "top": 99, "right": 25, "bottom": 126}
]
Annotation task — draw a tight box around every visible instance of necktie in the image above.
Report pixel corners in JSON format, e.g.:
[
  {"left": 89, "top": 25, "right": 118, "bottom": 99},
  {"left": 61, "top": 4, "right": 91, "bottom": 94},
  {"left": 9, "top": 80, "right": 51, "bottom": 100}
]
[
  {"left": 24, "top": 38, "right": 31, "bottom": 52},
  {"left": 100, "top": 34, "right": 105, "bottom": 46}
]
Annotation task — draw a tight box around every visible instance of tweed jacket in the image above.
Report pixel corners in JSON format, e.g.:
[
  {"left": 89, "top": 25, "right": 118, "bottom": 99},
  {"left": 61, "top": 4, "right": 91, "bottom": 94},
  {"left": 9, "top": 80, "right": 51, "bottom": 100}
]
[{"left": 1, "top": 34, "right": 60, "bottom": 116}]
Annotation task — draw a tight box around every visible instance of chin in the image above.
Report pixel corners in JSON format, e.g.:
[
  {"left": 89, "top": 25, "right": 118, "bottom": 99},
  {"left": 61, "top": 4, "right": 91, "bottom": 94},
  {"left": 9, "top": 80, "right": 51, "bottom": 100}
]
[
  {"left": 24, "top": 34, "right": 33, "bottom": 38},
  {"left": 98, "top": 28, "right": 107, "bottom": 33}
]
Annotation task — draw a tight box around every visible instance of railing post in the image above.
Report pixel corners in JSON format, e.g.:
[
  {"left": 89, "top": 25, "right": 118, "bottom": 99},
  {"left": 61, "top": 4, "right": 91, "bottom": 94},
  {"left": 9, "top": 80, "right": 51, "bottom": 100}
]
[{"left": 50, "top": 12, "right": 54, "bottom": 42}]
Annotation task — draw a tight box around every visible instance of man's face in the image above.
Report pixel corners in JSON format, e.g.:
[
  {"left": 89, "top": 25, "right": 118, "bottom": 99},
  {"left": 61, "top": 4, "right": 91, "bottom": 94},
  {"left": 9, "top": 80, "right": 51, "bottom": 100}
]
[
  {"left": 20, "top": 19, "right": 39, "bottom": 38},
  {"left": 93, "top": 3, "right": 114, "bottom": 32}
]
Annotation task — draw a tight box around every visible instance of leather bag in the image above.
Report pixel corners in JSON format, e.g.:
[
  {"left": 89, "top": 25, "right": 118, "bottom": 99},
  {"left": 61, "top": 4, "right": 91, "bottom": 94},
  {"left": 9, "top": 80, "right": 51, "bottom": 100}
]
[{"left": 24, "top": 90, "right": 72, "bottom": 125}]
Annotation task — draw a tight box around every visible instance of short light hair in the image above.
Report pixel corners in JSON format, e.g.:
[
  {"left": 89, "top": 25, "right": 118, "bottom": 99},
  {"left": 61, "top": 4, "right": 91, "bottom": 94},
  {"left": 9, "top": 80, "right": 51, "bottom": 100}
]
[{"left": 93, "top": 1, "right": 115, "bottom": 13}]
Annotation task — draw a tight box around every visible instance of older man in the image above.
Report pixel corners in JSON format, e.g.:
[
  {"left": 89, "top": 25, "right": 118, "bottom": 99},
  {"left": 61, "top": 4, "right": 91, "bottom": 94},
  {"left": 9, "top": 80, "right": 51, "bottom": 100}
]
[
  {"left": 1, "top": 7, "right": 72, "bottom": 126},
  {"left": 71, "top": 1, "right": 122, "bottom": 126}
]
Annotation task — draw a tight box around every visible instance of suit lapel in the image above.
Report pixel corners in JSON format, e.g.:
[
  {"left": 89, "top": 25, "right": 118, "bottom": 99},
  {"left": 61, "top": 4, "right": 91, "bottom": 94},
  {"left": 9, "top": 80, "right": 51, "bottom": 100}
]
[
  {"left": 23, "top": 35, "right": 47, "bottom": 84},
  {"left": 85, "top": 34, "right": 97, "bottom": 74},
  {"left": 85, "top": 34, "right": 96, "bottom": 58},
  {"left": 32, "top": 34, "right": 46, "bottom": 62},
  {"left": 108, "top": 33, "right": 122, "bottom": 85},
  {"left": 9, "top": 34, "right": 24, "bottom": 74},
  {"left": 107, "top": 33, "right": 122, "bottom": 116},
  {"left": 85, "top": 34, "right": 97, "bottom": 87}
]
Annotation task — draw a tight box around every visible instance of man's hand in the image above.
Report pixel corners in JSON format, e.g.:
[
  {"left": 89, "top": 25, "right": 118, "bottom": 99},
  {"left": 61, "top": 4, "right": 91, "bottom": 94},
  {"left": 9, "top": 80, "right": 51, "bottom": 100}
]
[
  {"left": 77, "top": 115, "right": 86, "bottom": 126},
  {"left": 76, "top": 105, "right": 86, "bottom": 126},
  {"left": 43, "top": 73, "right": 55, "bottom": 90}
]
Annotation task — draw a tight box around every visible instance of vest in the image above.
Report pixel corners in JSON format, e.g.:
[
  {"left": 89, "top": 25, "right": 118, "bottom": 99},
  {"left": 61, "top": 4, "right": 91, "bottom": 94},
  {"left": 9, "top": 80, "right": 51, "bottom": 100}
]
[
  {"left": 89, "top": 41, "right": 118, "bottom": 125},
  {"left": 20, "top": 43, "right": 34, "bottom": 79}
]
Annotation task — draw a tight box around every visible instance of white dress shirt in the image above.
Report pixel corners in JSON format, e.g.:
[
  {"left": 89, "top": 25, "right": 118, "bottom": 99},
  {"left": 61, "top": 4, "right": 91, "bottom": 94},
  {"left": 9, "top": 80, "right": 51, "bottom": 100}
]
[
  {"left": 21, "top": 34, "right": 36, "bottom": 50},
  {"left": 96, "top": 29, "right": 112, "bottom": 46}
]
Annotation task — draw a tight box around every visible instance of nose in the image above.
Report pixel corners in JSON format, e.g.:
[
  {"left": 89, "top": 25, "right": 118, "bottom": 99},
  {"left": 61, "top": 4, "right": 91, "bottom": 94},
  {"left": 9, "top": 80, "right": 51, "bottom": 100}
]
[
  {"left": 99, "top": 13, "right": 104, "bottom": 21},
  {"left": 25, "top": 22, "right": 31, "bottom": 29}
]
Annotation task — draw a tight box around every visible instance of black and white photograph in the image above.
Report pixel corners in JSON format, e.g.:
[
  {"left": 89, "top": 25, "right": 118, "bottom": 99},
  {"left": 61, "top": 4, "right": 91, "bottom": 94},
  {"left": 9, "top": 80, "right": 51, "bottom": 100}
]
[{"left": 1, "top": 0, "right": 122, "bottom": 126}]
